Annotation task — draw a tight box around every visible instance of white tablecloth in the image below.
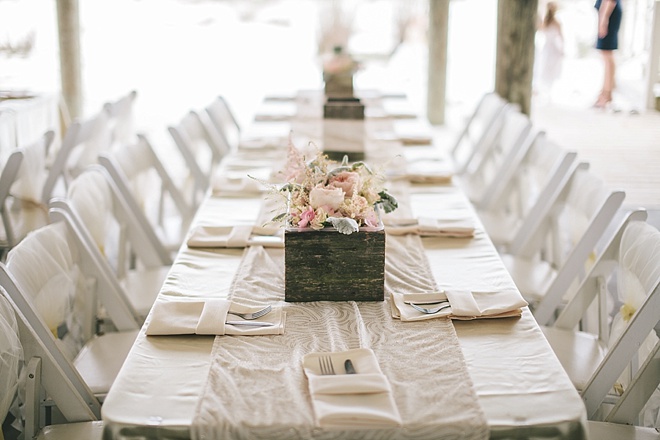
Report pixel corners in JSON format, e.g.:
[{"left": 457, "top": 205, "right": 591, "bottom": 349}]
[
  {"left": 101, "top": 93, "right": 587, "bottom": 439},
  {"left": 0, "top": 93, "right": 60, "bottom": 166}
]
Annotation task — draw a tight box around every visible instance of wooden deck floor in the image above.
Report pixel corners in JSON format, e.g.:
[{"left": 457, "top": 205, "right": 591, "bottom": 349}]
[
  {"left": 531, "top": 104, "right": 660, "bottom": 210},
  {"left": 436, "top": 101, "right": 660, "bottom": 212}
]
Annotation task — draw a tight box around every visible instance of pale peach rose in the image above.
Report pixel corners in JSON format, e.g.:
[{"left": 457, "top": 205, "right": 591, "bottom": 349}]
[
  {"left": 309, "top": 186, "right": 344, "bottom": 210},
  {"left": 329, "top": 171, "right": 360, "bottom": 197}
]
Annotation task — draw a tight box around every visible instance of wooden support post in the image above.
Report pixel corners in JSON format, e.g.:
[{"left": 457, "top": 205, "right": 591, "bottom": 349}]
[
  {"left": 427, "top": 0, "right": 450, "bottom": 125},
  {"left": 495, "top": 0, "right": 537, "bottom": 115},
  {"left": 56, "top": 0, "right": 83, "bottom": 120}
]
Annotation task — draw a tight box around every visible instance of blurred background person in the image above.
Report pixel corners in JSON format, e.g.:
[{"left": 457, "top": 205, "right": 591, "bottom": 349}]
[
  {"left": 593, "top": 0, "right": 622, "bottom": 109},
  {"left": 533, "top": 2, "right": 564, "bottom": 102}
]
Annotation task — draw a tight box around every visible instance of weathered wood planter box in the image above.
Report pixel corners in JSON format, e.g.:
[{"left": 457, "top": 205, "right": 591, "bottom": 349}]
[
  {"left": 324, "top": 72, "right": 354, "bottom": 98},
  {"left": 323, "top": 97, "right": 365, "bottom": 120},
  {"left": 284, "top": 226, "right": 385, "bottom": 302}
]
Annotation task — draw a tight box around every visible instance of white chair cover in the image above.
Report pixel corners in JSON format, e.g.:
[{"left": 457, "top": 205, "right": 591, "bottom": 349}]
[
  {"left": 610, "top": 221, "right": 660, "bottom": 423},
  {"left": 0, "top": 293, "right": 22, "bottom": 426},
  {"left": 106, "top": 91, "right": 137, "bottom": 147},
  {"left": 555, "top": 170, "right": 610, "bottom": 269},
  {"left": 12, "top": 134, "right": 47, "bottom": 203},
  {"left": 6, "top": 222, "right": 88, "bottom": 360},
  {"left": 67, "top": 169, "right": 113, "bottom": 255},
  {"left": 66, "top": 111, "right": 112, "bottom": 175},
  {"left": 112, "top": 138, "right": 158, "bottom": 211}
]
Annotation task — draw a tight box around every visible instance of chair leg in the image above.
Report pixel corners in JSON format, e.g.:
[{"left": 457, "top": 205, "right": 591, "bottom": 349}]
[{"left": 25, "top": 357, "right": 43, "bottom": 440}]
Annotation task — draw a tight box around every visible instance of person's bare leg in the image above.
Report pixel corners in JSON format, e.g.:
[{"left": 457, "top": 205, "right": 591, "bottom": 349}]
[{"left": 595, "top": 50, "right": 615, "bottom": 108}]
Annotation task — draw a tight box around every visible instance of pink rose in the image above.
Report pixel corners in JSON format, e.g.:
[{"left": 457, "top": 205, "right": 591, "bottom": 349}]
[
  {"left": 298, "top": 207, "right": 315, "bottom": 228},
  {"left": 364, "top": 211, "right": 380, "bottom": 228},
  {"left": 328, "top": 171, "right": 360, "bottom": 197}
]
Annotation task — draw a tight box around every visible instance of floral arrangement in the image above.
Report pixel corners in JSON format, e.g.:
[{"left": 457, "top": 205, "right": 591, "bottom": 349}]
[
  {"left": 271, "top": 144, "right": 397, "bottom": 235},
  {"left": 322, "top": 45, "right": 358, "bottom": 76}
]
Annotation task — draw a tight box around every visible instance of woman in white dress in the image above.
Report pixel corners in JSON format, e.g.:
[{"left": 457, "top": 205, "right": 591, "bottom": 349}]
[{"left": 534, "top": 2, "right": 564, "bottom": 97}]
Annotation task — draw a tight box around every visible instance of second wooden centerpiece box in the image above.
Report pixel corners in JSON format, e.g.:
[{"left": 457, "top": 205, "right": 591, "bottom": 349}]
[
  {"left": 322, "top": 97, "right": 366, "bottom": 162},
  {"left": 284, "top": 225, "right": 385, "bottom": 302}
]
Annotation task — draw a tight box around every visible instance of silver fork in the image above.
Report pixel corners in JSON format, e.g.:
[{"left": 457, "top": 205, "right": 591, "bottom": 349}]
[
  {"left": 410, "top": 302, "right": 451, "bottom": 314},
  {"left": 319, "top": 355, "right": 336, "bottom": 375},
  {"left": 228, "top": 305, "right": 272, "bottom": 320}
]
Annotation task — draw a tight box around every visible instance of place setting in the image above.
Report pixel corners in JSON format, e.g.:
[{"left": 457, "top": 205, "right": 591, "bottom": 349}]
[
  {"left": 389, "top": 288, "right": 528, "bottom": 322},
  {"left": 186, "top": 224, "right": 284, "bottom": 248},
  {"left": 301, "top": 348, "right": 402, "bottom": 429},
  {"left": 145, "top": 298, "right": 285, "bottom": 336}
]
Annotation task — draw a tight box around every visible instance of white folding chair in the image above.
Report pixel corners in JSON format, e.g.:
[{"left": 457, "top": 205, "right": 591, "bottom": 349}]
[
  {"left": 0, "top": 289, "right": 22, "bottom": 437},
  {"left": 41, "top": 110, "right": 112, "bottom": 204},
  {"left": 540, "top": 211, "right": 660, "bottom": 425},
  {"left": 501, "top": 163, "right": 625, "bottom": 322},
  {"left": 204, "top": 95, "right": 241, "bottom": 153},
  {"left": 0, "top": 220, "right": 139, "bottom": 405},
  {"left": 0, "top": 130, "right": 55, "bottom": 258},
  {"left": 103, "top": 90, "right": 138, "bottom": 148},
  {"left": 50, "top": 166, "right": 171, "bottom": 321},
  {"left": 98, "top": 134, "right": 194, "bottom": 254},
  {"left": 449, "top": 92, "right": 508, "bottom": 174},
  {"left": 477, "top": 131, "right": 577, "bottom": 251},
  {"left": 167, "top": 111, "right": 221, "bottom": 209},
  {"left": 0, "top": 294, "right": 104, "bottom": 440},
  {"left": 457, "top": 105, "right": 533, "bottom": 207}
]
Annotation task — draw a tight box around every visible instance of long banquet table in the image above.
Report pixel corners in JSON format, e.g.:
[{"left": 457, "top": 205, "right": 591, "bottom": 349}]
[{"left": 101, "top": 90, "right": 588, "bottom": 439}]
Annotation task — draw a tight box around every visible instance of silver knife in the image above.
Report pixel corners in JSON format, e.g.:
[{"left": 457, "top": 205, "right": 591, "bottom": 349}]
[{"left": 225, "top": 321, "right": 274, "bottom": 327}]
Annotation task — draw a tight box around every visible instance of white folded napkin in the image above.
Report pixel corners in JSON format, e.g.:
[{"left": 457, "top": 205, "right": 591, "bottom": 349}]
[
  {"left": 186, "top": 225, "right": 284, "bottom": 248},
  {"left": 254, "top": 113, "right": 293, "bottom": 122},
  {"left": 145, "top": 299, "right": 285, "bottom": 336},
  {"left": 390, "top": 289, "right": 528, "bottom": 321},
  {"left": 398, "top": 134, "right": 432, "bottom": 146},
  {"left": 389, "top": 172, "right": 453, "bottom": 185},
  {"left": 211, "top": 167, "right": 271, "bottom": 196},
  {"left": 372, "top": 131, "right": 434, "bottom": 146},
  {"left": 364, "top": 107, "right": 416, "bottom": 120},
  {"left": 384, "top": 217, "right": 475, "bottom": 238},
  {"left": 302, "top": 348, "right": 402, "bottom": 429}
]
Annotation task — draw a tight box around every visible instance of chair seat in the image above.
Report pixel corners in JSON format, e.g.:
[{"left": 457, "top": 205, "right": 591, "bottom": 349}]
[
  {"left": 500, "top": 253, "right": 556, "bottom": 303},
  {"left": 478, "top": 210, "right": 518, "bottom": 247},
  {"left": 587, "top": 421, "right": 660, "bottom": 440},
  {"left": 122, "top": 266, "right": 171, "bottom": 318},
  {"left": 73, "top": 330, "right": 139, "bottom": 398},
  {"left": 541, "top": 325, "right": 606, "bottom": 391},
  {"left": 37, "top": 421, "right": 104, "bottom": 440}
]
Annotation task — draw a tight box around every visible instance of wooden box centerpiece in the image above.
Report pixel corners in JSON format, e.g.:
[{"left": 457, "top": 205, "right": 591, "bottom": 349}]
[
  {"left": 273, "top": 144, "right": 398, "bottom": 302},
  {"left": 285, "top": 224, "right": 385, "bottom": 302},
  {"left": 322, "top": 46, "right": 357, "bottom": 99},
  {"left": 322, "top": 97, "right": 366, "bottom": 162}
]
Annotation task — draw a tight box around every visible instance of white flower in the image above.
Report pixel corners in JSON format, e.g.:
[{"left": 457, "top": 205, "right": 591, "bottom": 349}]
[
  {"left": 327, "top": 217, "right": 359, "bottom": 235},
  {"left": 309, "top": 186, "right": 345, "bottom": 210}
]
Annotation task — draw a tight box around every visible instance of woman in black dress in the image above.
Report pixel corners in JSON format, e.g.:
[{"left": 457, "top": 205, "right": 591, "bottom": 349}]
[{"left": 594, "top": 0, "right": 622, "bottom": 108}]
